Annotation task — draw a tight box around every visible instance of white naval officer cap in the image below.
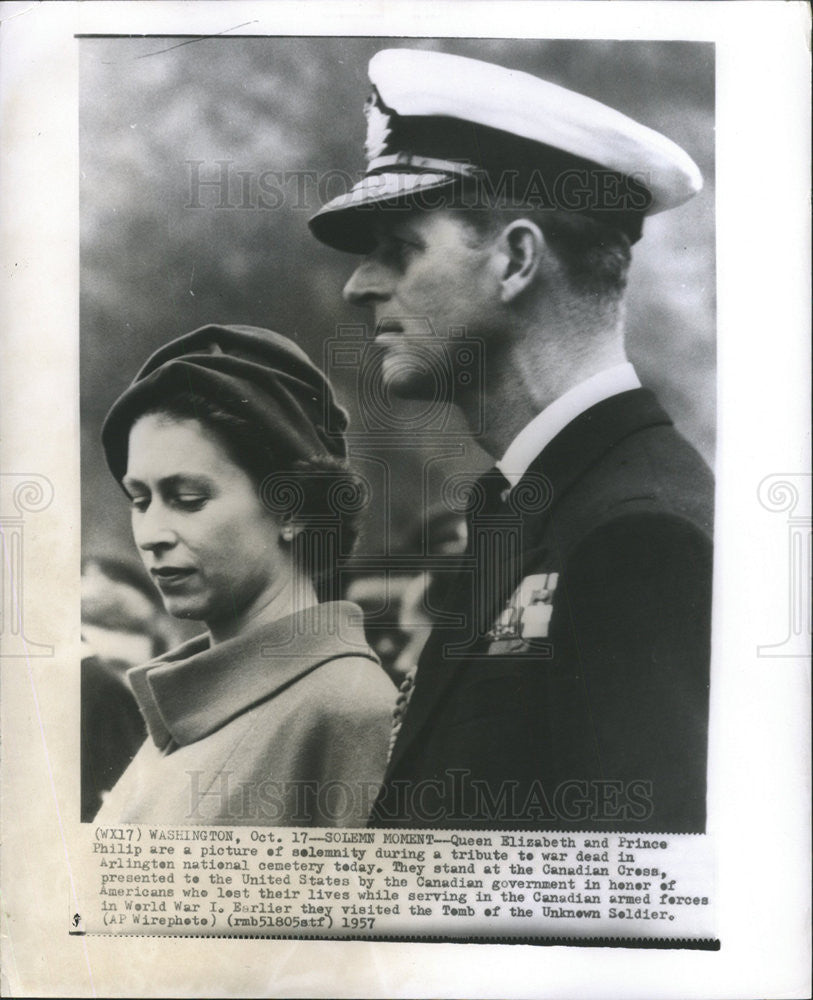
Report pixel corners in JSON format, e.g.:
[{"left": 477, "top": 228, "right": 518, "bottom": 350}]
[{"left": 309, "top": 48, "right": 703, "bottom": 252}]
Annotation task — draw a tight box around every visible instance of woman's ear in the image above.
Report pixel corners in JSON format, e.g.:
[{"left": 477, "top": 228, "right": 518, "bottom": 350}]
[{"left": 497, "top": 219, "right": 546, "bottom": 304}]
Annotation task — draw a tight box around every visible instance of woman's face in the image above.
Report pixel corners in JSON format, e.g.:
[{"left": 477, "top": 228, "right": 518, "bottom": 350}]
[{"left": 123, "top": 413, "right": 284, "bottom": 636}]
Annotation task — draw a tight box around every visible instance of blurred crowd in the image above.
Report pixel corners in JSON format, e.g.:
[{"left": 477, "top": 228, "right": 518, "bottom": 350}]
[{"left": 80, "top": 556, "right": 168, "bottom": 820}]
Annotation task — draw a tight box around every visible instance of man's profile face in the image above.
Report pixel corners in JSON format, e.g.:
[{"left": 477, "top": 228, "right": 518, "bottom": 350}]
[{"left": 342, "top": 208, "right": 503, "bottom": 399}]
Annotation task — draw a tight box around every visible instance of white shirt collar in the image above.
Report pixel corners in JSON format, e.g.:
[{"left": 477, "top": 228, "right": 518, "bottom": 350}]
[{"left": 496, "top": 362, "right": 642, "bottom": 489}]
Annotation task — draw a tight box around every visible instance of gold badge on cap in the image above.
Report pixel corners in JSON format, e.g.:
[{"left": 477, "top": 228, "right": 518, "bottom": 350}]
[
  {"left": 364, "top": 91, "right": 392, "bottom": 162},
  {"left": 486, "top": 572, "right": 559, "bottom": 654}
]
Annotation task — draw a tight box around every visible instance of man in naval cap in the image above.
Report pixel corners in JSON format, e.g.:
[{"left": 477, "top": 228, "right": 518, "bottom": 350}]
[{"left": 310, "top": 49, "right": 713, "bottom": 831}]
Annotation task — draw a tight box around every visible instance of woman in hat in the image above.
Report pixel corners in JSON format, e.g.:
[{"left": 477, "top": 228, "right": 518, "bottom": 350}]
[{"left": 95, "top": 324, "right": 395, "bottom": 826}]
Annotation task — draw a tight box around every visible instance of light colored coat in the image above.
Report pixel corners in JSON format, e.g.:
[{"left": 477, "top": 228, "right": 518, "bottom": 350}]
[{"left": 97, "top": 602, "right": 395, "bottom": 826}]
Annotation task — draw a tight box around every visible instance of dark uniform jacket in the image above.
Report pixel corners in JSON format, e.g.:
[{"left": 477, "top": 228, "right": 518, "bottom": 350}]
[{"left": 371, "top": 388, "right": 714, "bottom": 832}]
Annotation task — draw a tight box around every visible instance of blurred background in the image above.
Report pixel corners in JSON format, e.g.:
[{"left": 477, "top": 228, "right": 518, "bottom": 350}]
[{"left": 80, "top": 36, "right": 715, "bottom": 656}]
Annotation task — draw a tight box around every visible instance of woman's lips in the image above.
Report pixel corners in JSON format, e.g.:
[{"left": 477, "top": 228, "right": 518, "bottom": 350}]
[{"left": 151, "top": 567, "right": 196, "bottom": 588}]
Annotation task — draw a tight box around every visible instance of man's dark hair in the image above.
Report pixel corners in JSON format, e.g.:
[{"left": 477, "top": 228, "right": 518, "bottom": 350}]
[{"left": 457, "top": 200, "right": 633, "bottom": 302}]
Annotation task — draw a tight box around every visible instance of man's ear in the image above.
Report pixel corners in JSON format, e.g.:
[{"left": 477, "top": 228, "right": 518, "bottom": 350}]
[{"left": 497, "top": 219, "right": 546, "bottom": 304}]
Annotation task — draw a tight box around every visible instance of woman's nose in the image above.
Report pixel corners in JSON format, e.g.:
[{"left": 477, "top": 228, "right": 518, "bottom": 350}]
[
  {"left": 134, "top": 508, "right": 177, "bottom": 553},
  {"left": 342, "top": 258, "right": 391, "bottom": 306}
]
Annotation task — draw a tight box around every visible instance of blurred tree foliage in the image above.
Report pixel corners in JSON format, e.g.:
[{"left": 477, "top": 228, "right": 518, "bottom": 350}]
[{"left": 81, "top": 36, "right": 715, "bottom": 569}]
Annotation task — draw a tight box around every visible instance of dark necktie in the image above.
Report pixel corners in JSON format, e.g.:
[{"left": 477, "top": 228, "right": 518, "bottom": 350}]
[
  {"left": 421, "top": 466, "right": 513, "bottom": 659},
  {"left": 473, "top": 466, "right": 511, "bottom": 518}
]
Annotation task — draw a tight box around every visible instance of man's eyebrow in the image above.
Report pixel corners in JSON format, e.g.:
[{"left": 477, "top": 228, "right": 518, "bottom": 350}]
[
  {"left": 391, "top": 223, "right": 424, "bottom": 241},
  {"left": 373, "top": 218, "right": 424, "bottom": 242}
]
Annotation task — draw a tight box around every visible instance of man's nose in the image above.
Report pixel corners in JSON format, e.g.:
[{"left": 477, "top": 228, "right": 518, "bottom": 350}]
[{"left": 342, "top": 258, "right": 391, "bottom": 306}]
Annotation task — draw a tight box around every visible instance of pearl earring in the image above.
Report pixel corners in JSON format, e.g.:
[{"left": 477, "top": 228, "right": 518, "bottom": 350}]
[{"left": 280, "top": 524, "right": 294, "bottom": 543}]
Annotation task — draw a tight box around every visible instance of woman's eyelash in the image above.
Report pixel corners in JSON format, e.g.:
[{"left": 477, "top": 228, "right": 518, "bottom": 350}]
[
  {"left": 173, "top": 495, "right": 208, "bottom": 509},
  {"left": 127, "top": 494, "right": 207, "bottom": 511}
]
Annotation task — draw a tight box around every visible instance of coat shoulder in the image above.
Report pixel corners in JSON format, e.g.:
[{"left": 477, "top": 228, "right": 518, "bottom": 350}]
[
  {"left": 545, "top": 422, "right": 714, "bottom": 562},
  {"left": 306, "top": 654, "right": 397, "bottom": 723}
]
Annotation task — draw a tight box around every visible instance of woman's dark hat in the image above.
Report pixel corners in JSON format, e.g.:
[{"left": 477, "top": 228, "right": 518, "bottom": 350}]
[{"left": 102, "top": 324, "right": 349, "bottom": 483}]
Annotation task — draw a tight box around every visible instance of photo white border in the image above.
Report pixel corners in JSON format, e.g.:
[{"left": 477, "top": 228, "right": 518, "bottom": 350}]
[{"left": 1, "top": 2, "right": 810, "bottom": 997}]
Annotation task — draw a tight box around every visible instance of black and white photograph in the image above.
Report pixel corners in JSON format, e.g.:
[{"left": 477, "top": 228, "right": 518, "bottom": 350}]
[
  {"left": 0, "top": 1, "right": 809, "bottom": 997},
  {"left": 79, "top": 36, "right": 715, "bottom": 834}
]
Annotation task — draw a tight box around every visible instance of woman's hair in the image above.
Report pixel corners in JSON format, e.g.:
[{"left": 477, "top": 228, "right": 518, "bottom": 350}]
[{"left": 135, "top": 390, "right": 366, "bottom": 602}]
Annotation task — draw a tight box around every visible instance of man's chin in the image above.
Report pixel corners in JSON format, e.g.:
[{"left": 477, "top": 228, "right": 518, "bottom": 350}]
[
  {"left": 385, "top": 371, "right": 449, "bottom": 402},
  {"left": 380, "top": 353, "right": 451, "bottom": 403}
]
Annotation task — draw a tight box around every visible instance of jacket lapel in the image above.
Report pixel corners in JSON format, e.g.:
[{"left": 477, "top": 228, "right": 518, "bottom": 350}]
[
  {"left": 523, "top": 388, "right": 671, "bottom": 509},
  {"left": 384, "top": 389, "right": 673, "bottom": 778}
]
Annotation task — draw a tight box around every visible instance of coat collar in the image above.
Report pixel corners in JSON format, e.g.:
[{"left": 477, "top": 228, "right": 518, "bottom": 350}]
[
  {"left": 384, "top": 388, "right": 673, "bottom": 779},
  {"left": 128, "top": 601, "right": 376, "bottom": 750},
  {"left": 496, "top": 362, "right": 642, "bottom": 488},
  {"left": 520, "top": 387, "right": 671, "bottom": 518}
]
